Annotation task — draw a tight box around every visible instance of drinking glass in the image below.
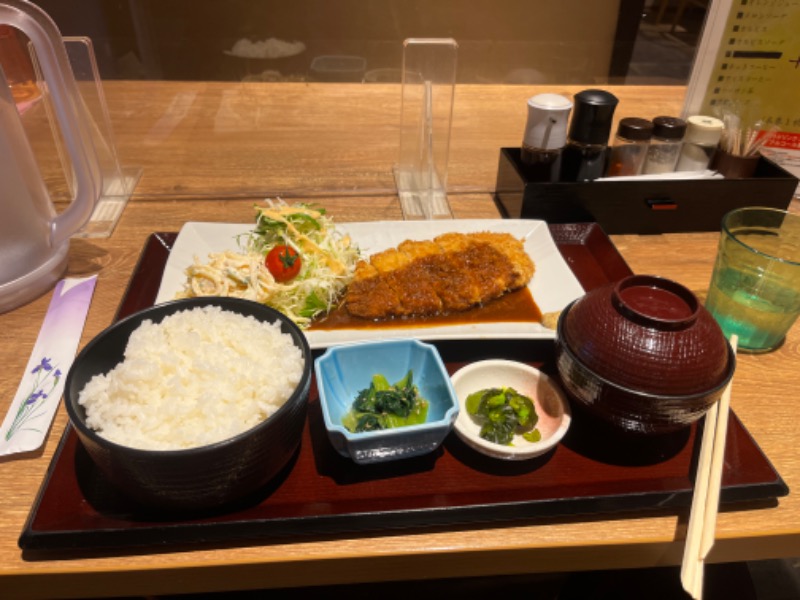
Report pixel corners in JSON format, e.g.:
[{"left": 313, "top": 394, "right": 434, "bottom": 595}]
[{"left": 705, "top": 207, "right": 800, "bottom": 352}]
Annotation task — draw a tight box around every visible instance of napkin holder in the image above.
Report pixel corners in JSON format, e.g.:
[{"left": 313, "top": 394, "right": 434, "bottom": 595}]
[{"left": 493, "top": 147, "right": 798, "bottom": 234}]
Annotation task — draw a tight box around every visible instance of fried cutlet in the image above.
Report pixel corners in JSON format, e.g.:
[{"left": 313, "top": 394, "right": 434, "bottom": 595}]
[{"left": 345, "top": 232, "right": 535, "bottom": 320}]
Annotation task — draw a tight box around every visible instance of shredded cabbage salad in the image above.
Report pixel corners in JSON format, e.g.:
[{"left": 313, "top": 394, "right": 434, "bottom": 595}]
[{"left": 179, "top": 200, "right": 360, "bottom": 328}]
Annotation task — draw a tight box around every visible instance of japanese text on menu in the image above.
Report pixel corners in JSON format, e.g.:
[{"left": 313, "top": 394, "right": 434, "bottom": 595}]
[{"left": 700, "top": 0, "right": 800, "bottom": 150}]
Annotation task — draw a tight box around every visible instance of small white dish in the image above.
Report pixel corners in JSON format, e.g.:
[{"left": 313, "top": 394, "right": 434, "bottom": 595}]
[{"left": 451, "top": 359, "right": 571, "bottom": 461}]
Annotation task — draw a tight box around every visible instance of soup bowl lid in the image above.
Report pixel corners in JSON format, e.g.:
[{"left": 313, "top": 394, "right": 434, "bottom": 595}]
[{"left": 559, "top": 274, "right": 731, "bottom": 396}]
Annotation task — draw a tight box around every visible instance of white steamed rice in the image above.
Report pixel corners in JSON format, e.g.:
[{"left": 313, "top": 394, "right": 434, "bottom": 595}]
[{"left": 78, "top": 305, "right": 304, "bottom": 451}]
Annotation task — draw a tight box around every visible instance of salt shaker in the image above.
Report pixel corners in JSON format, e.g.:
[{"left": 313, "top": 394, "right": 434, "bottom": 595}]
[
  {"left": 675, "top": 115, "right": 724, "bottom": 171},
  {"left": 642, "top": 116, "right": 686, "bottom": 174},
  {"left": 605, "top": 117, "right": 653, "bottom": 177},
  {"left": 520, "top": 93, "right": 573, "bottom": 182}
]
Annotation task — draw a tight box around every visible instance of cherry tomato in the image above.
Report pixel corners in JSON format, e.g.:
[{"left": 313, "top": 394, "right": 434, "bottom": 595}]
[{"left": 266, "top": 245, "right": 302, "bottom": 282}]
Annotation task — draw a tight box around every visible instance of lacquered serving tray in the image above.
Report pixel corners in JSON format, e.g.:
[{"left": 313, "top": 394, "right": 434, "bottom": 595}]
[{"left": 19, "top": 224, "right": 788, "bottom": 552}]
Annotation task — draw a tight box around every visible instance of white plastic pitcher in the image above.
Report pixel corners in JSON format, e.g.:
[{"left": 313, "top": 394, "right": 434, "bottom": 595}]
[{"left": 0, "top": 0, "right": 99, "bottom": 313}]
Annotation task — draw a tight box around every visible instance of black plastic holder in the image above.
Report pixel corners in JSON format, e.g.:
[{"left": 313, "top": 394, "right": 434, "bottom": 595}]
[{"left": 493, "top": 147, "right": 798, "bottom": 235}]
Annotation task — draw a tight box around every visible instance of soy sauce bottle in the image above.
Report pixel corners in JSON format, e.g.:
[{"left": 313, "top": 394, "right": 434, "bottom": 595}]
[
  {"left": 520, "top": 93, "right": 573, "bottom": 182},
  {"left": 559, "top": 89, "right": 619, "bottom": 182}
]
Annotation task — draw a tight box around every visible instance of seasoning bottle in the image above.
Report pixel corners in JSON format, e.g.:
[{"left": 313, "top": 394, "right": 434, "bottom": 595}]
[
  {"left": 605, "top": 117, "right": 654, "bottom": 177},
  {"left": 520, "top": 93, "right": 573, "bottom": 182},
  {"left": 675, "top": 115, "right": 724, "bottom": 171},
  {"left": 559, "top": 89, "right": 619, "bottom": 182},
  {"left": 642, "top": 116, "right": 687, "bottom": 174}
]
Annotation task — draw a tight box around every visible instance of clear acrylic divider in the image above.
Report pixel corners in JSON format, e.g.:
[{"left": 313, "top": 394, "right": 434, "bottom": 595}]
[
  {"left": 33, "top": 36, "right": 140, "bottom": 238},
  {"left": 393, "top": 38, "right": 457, "bottom": 220}
]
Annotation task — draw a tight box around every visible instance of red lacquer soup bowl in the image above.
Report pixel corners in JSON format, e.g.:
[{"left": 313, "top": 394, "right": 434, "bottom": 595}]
[{"left": 554, "top": 275, "right": 735, "bottom": 435}]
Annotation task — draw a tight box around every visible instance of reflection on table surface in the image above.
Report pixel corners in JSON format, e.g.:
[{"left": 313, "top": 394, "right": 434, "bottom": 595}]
[{"left": 28, "top": 82, "right": 694, "bottom": 201}]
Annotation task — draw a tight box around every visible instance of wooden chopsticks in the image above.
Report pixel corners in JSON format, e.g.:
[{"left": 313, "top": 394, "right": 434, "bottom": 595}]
[{"left": 680, "top": 334, "right": 739, "bottom": 599}]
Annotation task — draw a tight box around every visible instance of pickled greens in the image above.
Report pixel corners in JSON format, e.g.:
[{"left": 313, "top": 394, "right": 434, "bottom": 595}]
[
  {"left": 466, "top": 387, "right": 540, "bottom": 445},
  {"left": 342, "top": 370, "right": 429, "bottom": 433}
]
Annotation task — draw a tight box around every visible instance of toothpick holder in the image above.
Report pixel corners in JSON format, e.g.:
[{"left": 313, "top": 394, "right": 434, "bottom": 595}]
[{"left": 710, "top": 148, "right": 759, "bottom": 179}]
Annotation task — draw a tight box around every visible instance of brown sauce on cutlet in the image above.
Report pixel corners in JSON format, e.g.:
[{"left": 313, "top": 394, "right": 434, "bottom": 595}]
[{"left": 310, "top": 287, "right": 542, "bottom": 331}]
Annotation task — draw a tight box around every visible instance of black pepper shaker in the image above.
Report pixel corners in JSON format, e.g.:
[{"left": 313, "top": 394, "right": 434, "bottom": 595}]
[
  {"left": 559, "top": 89, "right": 619, "bottom": 182},
  {"left": 520, "top": 93, "right": 573, "bottom": 182}
]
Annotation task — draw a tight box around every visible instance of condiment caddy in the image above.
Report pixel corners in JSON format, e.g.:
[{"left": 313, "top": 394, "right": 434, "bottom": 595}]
[{"left": 494, "top": 88, "right": 798, "bottom": 234}]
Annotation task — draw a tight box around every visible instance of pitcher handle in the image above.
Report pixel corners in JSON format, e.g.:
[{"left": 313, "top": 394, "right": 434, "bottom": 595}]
[{"left": 0, "top": 0, "right": 100, "bottom": 247}]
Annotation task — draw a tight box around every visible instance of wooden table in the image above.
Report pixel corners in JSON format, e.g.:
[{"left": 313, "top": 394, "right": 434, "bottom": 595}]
[{"left": 2, "top": 83, "right": 799, "bottom": 599}]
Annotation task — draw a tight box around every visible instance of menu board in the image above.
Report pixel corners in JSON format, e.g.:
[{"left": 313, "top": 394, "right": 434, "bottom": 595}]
[{"left": 683, "top": 0, "right": 800, "bottom": 183}]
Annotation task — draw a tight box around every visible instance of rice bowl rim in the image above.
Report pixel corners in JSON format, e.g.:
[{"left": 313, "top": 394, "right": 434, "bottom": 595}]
[{"left": 64, "top": 297, "right": 313, "bottom": 457}]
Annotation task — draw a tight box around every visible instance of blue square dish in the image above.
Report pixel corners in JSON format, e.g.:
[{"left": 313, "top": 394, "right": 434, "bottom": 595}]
[{"left": 315, "top": 339, "right": 459, "bottom": 464}]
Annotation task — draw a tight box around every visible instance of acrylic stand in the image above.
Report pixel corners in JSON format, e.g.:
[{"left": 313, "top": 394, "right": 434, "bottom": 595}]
[
  {"left": 33, "top": 36, "right": 140, "bottom": 238},
  {"left": 393, "top": 38, "right": 457, "bottom": 220}
]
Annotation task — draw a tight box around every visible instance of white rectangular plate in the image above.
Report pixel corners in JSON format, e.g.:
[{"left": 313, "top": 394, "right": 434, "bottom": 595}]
[{"left": 155, "top": 220, "right": 585, "bottom": 349}]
